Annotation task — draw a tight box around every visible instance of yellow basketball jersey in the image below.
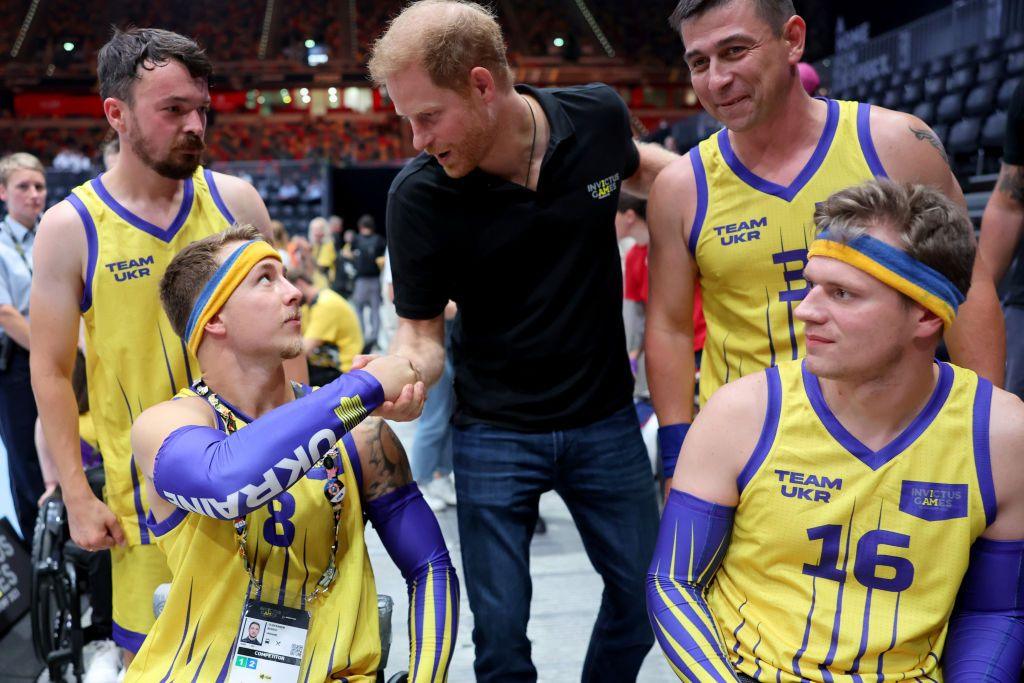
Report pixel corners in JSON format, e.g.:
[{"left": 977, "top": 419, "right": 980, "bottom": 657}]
[
  {"left": 127, "top": 389, "right": 381, "bottom": 682},
  {"left": 708, "top": 360, "right": 994, "bottom": 682},
  {"left": 67, "top": 168, "right": 234, "bottom": 545},
  {"left": 690, "top": 100, "right": 886, "bottom": 405},
  {"left": 305, "top": 289, "right": 364, "bottom": 373}
]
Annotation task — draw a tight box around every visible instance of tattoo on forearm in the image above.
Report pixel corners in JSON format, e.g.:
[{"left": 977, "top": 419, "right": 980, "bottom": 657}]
[
  {"left": 997, "top": 165, "right": 1024, "bottom": 205},
  {"left": 360, "top": 417, "right": 413, "bottom": 501},
  {"left": 909, "top": 126, "right": 950, "bottom": 166}
]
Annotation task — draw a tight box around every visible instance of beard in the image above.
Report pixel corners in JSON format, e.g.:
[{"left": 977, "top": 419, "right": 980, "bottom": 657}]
[
  {"left": 432, "top": 104, "right": 497, "bottom": 179},
  {"left": 127, "top": 124, "right": 205, "bottom": 180}
]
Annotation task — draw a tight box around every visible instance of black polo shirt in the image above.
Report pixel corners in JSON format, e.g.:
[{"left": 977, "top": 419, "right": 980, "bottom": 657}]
[{"left": 387, "top": 83, "right": 639, "bottom": 431}]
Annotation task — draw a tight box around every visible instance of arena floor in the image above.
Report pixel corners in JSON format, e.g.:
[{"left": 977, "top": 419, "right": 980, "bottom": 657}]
[{"left": 0, "top": 419, "right": 675, "bottom": 682}]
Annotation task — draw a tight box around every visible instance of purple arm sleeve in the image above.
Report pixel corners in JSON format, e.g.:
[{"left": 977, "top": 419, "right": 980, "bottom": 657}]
[
  {"left": 658, "top": 423, "right": 691, "bottom": 480},
  {"left": 943, "top": 537, "right": 1024, "bottom": 680},
  {"left": 646, "top": 489, "right": 740, "bottom": 681},
  {"left": 366, "top": 483, "right": 459, "bottom": 682},
  {"left": 152, "top": 370, "right": 384, "bottom": 519}
]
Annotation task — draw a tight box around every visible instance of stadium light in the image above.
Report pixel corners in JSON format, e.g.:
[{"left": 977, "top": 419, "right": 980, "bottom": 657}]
[
  {"left": 63, "top": 41, "right": 74, "bottom": 52},
  {"left": 305, "top": 39, "right": 315, "bottom": 49},
  {"left": 553, "top": 37, "right": 565, "bottom": 48}
]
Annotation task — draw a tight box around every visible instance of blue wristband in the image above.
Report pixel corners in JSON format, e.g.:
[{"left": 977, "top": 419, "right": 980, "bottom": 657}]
[{"left": 657, "top": 422, "right": 690, "bottom": 480}]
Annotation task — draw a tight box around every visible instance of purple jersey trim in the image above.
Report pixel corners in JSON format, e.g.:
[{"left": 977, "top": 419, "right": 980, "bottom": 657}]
[
  {"left": 130, "top": 455, "right": 151, "bottom": 545},
  {"left": 112, "top": 620, "right": 147, "bottom": 653},
  {"left": 147, "top": 506, "right": 188, "bottom": 537},
  {"left": 972, "top": 377, "right": 997, "bottom": 526},
  {"left": 203, "top": 169, "right": 236, "bottom": 224},
  {"left": 737, "top": 366, "right": 782, "bottom": 492},
  {"left": 718, "top": 98, "right": 840, "bottom": 202},
  {"left": 802, "top": 361, "right": 953, "bottom": 470},
  {"left": 687, "top": 145, "right": 709, "bottom": 255},
  {"left": 65, "top": 193, "right": 98, "bottom": 312},
  {"left": 91, "top": 174, "right": 195, "bottom": 243},
  {"left": 856, "top": 102, "right": 889, "bottom": 178}
]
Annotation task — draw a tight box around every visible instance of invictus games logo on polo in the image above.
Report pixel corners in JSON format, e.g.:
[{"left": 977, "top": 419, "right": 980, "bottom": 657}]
[{"left": 587, "top": 173, "right": 620, "bottom": 199}]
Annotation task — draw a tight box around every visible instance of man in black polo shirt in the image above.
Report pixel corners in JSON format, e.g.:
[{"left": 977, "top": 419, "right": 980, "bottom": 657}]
[{"left": 367, "top": 1, "right": 675, "bottom": 681}]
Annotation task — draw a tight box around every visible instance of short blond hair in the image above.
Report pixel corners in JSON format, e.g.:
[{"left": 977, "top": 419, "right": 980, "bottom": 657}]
[
  {"left": 0, "top": 153, "right": 44, "bottom": 186},
  {"left": 814, "top": 179, "right": 975, "bottom": 297},
  {"left": 368, "top": 0, "right": 513, "bottom": 93}
]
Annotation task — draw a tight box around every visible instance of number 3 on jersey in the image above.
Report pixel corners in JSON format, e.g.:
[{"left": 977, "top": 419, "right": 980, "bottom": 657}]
[
  {"left": 803, "top": 524, "right": 915, "bottom": 592},
  {"left": 773, "top": 247, "right": 810, "bottom": 303}
]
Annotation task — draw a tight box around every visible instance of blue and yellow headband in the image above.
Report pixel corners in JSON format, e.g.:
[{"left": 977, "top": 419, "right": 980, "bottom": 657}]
[
  {"left": 807, "top": 229, "right": 965, "bottom": 330},
  {"left": 184, "top": 240, "right": 282, "bottom": 357}
]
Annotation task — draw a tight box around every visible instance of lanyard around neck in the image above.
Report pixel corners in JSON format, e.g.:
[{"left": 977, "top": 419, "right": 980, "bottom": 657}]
[{"left": 191, "top": 377, "right": 346, "bottom": 606}]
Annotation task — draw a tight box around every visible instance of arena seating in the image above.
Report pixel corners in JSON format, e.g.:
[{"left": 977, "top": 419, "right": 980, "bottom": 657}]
[{"left": 832, "top": 33, "right": 1024, "bottom": 183}]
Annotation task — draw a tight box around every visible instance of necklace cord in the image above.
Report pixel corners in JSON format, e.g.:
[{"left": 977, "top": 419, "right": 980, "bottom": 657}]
[{"left": 521, "top": 95, "right": 537, "bottom": 187}]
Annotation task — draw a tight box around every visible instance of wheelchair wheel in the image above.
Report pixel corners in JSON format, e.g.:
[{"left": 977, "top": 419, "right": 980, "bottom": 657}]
[
  {"left": 386, "top": 674, "right": 408, "bottom": 683},
  {"left": 30, "top": 493, "right": 85, "bottom": 682}
]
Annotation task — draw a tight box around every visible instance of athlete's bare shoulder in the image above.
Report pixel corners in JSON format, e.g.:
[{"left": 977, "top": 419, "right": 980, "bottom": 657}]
[
  {"left": 866, "top": 104, "right": 959, "bottom": 194},
  {"left": 647, "top": 151, "right": 699, "bottom": 244},
  {"left": 207, "top": 170, "right": 272, "bottom": 236},
  {"left": 35, "top": 199, "right": 88, "bottom": 276},
  {"left": 131, "top": 396, "right": 217, "bottom": 476},
  {"left": 675, "top": 369, "right": 770, "bottom": 505},
  {"left": 985, "top": 385, "right": 1024, "bottom": 539}
]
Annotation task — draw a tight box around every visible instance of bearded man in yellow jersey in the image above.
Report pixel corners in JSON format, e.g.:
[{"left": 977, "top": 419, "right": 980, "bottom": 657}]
[
  {"left": 646, "top": 179, "right": 1024, "bottom": 681},
  {"left": 29, "top": 28, "right": 300, "bottom": 663},
  {"left": 646, "top": 0, "right": 1005, "bottom": 486},
  {"left": 124, "top": 225, "right": 456, "bottom": 682}
]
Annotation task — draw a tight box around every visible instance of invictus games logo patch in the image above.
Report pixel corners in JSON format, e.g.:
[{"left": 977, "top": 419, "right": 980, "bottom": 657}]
[
  {"left": 587, "top": 173, "right": 620, "bottom": 199},
  {"left": 899, "top": 481, "right": 968, "bottom": 521},
  {"left": 334, "top": 395, "right": 368, "bottom": 431}
]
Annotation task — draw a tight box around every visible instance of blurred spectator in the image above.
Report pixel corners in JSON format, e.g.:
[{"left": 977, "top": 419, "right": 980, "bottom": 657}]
[
  {"left": 285, "top": 268, "right": 364, "bottom": 386},
  {"left": 0, "top": 152, "right": 47, "bottom": 544},
  {"left": 102, "top": 137, "right": 120, "bottom": 171},
  {"left": 350, "top": 214, "right": 386, "bottom": 350},
  {"left": 269, "top": 220, "right": 290, "bottom": 262},
  {"left": 52, "top": 145, "right": 93, "bottom": 172}
]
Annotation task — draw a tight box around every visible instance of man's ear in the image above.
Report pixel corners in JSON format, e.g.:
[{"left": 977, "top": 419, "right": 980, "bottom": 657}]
[
  {"left": 104, "top": 97, "right": 129, "bottom": 135},
  {"left": 468, "top": 66, "right": 497, "bottom": 104},
  {"left": 782, "top": 15, "right": 807, "bottom": 67},
  {"left": 914, "top": 305, "right": 945, "bottom": 341}
]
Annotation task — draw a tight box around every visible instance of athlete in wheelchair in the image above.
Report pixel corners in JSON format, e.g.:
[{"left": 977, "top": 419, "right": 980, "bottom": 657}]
[{"left": 33, "top": 477, "right": 410, "bottom": 683}]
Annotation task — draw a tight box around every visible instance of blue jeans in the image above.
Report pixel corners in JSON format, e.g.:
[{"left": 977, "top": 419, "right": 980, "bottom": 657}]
[
  {"left": 411, "top": 354, "right": 454, "bottom": 482},
  {"left": 453, "top": 405, "right": 659, "bottom": 682}
]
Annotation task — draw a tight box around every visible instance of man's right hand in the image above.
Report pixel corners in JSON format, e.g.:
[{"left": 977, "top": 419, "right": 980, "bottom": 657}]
[{"left": 65, "top": 490, "right": 126, "bottom": 551}]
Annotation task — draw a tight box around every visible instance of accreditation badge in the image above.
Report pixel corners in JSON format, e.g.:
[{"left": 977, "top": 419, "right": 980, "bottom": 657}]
[{"left": 230, "top": 599, "right": 310, "bottom": 681}]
